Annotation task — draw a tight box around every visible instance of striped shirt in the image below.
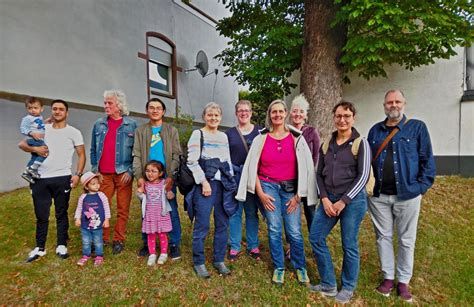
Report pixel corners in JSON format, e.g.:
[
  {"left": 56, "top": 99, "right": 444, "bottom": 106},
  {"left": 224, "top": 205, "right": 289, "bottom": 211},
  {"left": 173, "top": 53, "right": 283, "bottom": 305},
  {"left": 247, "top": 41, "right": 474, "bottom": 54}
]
[{"left": 187, "top": 129, "right": 232, "bottom": 184}]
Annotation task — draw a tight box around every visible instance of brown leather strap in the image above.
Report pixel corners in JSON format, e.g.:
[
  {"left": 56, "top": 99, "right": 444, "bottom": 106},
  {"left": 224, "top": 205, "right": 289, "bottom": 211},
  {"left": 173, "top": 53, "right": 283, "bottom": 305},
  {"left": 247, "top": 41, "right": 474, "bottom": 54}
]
[
  {"left": 236, "top": 126, "right": 249, "bottom": 153},
  {"left": 372, "top": 119, "right": 410, "bottom": 162}
]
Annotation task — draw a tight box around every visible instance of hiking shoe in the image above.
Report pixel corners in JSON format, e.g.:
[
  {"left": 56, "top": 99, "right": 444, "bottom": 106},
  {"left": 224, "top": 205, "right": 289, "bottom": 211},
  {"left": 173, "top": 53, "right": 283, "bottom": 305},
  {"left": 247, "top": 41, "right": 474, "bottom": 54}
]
[
  {"left": 77, "top": 255, "right": 90, "bottom": 266},
  {"left": 228, "top": 249, "right": 239, "bottom": 262},
  {"left": 138, "top": 245, "right": 149, "bottom": 257},
  {"left": 112, "top": 241, "right": 124, "bottom": 254},
  {"left": 194, "top": 264, "right": 210, "bottom": 279},
  {"left": 94, "top": 256, "right": 104, "bottom": 266},
  {"left": 26, "top": 247, "right": 46, "bottom": 263},
  {"left": 56, "top": 245, "right": 69, "bottom": 259},
  {"left": 147, "top": 254, "right": 157, "bottom": 266},
  {"left": 213, "top": 262, "right": 231, "bottom": 276},
  {"left": 335, "top": 289, "right": 354, "bottom": 304},
  {"left": 27, "top": 166, "right": 41, "bottom": 179},
  {"left": 248, "top": 247, "right": 261, "bottom": 261},
  {"left": 272, "top": 268, "right": 285, "bottom": 286},
  {"left": 157, "top": 253, "right": 168, "bottom": 265},
  {"left": 296, "top": 267, "right": 310, "bottom": 284},
  {"left": 376, "top": 279, "right": 394, "bottom": 297},
  {"left": 309, "top": 284, "right": 338, "bottom": 297},
  {"left": 397, "top": 282, "right": 413, "bottom": 303},
  {"left": 169, "top": 244, "right": 181, "bottom": 260},
  {"left": 21, "top": 171, "right": 35, "bottom": 184}
]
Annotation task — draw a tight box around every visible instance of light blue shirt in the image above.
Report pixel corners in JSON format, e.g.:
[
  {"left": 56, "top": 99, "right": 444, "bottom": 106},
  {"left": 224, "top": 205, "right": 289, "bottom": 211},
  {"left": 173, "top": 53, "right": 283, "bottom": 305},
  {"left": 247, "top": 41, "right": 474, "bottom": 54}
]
[{"left": 148, "top": 126, "right": 166, "bottom": 170}]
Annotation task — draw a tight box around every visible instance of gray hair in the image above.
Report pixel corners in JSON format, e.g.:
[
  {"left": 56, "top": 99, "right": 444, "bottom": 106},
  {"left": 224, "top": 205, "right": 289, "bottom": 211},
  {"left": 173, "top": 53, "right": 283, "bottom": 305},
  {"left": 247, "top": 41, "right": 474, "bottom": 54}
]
[
  {"left": 291, "top": 94, "right": 309, "bottom": 114},
  {"left": 202, "top": 102, "right": 222, "bottom": 120},
  {"left": 103, "top": 90, "right": 130, "bottom": 116},
  {"left": 265, "top": 99, "right": 289, "bottom": 132},
  {"left": 235, "top": 99, "right": 252, "bottom": 112},
  {"left": 384, "top": 89, "right": 406, "bottom": 103}
]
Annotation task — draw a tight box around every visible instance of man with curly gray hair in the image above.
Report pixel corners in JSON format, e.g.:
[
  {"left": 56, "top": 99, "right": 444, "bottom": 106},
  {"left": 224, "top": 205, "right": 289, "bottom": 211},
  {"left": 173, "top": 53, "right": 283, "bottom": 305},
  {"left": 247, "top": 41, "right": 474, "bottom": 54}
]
[{"left": 90, "top": 90, "right": 137, "bottom": 254}]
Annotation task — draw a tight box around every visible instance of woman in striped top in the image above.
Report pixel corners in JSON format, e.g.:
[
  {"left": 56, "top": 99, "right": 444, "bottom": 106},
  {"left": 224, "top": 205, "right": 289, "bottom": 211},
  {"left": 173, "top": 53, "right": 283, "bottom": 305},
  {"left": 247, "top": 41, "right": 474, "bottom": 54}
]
[
  {"left": 187, "top": 102, "right": 234, "bottom": 279},
  {"left": 309, "top": 101, "right": 371, "bottom": 304}
]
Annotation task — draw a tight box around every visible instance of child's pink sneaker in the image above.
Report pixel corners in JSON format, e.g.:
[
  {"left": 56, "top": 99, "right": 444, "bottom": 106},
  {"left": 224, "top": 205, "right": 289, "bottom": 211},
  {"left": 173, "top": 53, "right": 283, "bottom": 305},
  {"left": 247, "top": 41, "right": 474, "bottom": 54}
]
[
  {"left": 77, "top": 255, "right": 90, "bottom": 266},
  {"left": 94, "top": 256, "right": 104, "bottom": 266}
]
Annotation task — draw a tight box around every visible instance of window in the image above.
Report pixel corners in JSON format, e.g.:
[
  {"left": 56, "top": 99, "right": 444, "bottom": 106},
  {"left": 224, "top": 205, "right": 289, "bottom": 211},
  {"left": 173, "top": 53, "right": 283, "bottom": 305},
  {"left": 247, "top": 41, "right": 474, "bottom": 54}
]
[{"left": 139, "top": 32, "right": 177, "bottom": 100}]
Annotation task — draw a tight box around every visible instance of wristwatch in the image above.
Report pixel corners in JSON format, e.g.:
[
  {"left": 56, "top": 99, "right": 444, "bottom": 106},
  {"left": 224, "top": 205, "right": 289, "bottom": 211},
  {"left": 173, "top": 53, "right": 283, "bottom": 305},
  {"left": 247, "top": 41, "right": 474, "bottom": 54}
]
[{"left": 74, "top": 172, "right": 83, "bottom": 177}]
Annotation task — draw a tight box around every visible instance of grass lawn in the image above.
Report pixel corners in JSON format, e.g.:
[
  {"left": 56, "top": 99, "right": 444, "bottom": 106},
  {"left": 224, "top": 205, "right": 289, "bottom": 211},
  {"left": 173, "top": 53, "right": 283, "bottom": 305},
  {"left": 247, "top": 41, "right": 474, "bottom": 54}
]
[{"left": 0, "top": 176, "right": 472, "bottom": 305}]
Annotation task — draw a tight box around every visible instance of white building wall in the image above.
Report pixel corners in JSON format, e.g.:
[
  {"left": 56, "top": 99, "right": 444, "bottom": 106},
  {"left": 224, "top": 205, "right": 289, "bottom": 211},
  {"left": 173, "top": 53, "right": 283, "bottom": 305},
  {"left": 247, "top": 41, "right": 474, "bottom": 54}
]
[
  {"left": 0, "top": 0, "right": 237, "bottom": 125},
  {"left": 286, "top": 48, "right": 466, "bottom": 158},
  {"left": 344, "top": 48, "right": 465, "bottom": 157},
  {"left": 0, "top": 0, "right": 238, "bottom": 192}
]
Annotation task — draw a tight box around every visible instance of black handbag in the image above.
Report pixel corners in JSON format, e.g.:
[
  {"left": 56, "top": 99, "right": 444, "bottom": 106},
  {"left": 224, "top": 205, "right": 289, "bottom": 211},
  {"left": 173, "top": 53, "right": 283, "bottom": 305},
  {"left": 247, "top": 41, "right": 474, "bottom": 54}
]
[
  {"left": 173, "top": 130, "right": 203, "bottom": 196},
  {"left": 280, "top": 179, "right": 297, "bottom": 193},
  {"left": 259, "top": 173, "right": 297, "bottom": 194}
]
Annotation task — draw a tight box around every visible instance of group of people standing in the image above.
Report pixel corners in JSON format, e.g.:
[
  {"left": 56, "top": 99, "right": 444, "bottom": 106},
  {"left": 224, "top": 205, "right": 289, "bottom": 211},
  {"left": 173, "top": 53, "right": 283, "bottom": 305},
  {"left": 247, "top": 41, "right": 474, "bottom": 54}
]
[{"left": 19, "top": 88, "right": 435, "bottom": 304}]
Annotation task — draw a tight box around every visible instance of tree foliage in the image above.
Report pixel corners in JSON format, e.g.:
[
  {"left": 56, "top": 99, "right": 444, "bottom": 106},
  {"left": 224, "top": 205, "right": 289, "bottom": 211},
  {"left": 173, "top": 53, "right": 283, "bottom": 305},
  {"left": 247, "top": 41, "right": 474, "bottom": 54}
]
[
  {"left": 217, "top": 0, "right": 474, "bottom": 92},
  {"left": 239, "top": 89, "right": 280, "bottom": 126},
  {"left": 216, "top": 0, "right": 304, "bottom": 96}
]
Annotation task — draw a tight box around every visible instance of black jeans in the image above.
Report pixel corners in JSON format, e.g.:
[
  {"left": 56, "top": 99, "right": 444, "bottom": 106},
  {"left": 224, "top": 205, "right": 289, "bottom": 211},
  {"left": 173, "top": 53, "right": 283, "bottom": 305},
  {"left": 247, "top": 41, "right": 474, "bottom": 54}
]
[{"left": 30, "top": 176, "right": 71, "bottom": 248}]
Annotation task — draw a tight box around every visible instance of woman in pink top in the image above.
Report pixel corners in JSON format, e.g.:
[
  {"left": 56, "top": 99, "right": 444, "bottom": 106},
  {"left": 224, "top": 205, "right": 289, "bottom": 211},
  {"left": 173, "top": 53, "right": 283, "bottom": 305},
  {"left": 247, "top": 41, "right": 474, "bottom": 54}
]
[{"left": 236, "top": 100, "right": 317, "bottom": 286}]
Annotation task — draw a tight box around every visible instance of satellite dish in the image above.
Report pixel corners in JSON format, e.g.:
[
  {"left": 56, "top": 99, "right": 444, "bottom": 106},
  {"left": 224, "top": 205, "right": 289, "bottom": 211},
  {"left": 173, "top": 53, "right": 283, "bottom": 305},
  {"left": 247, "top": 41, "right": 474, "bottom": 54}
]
[
  {"left": 195, "top": 50, "right": 209, "bottom": 77},
  {"left": 184, "top": 50, "right": 217, "bottom": 78}
]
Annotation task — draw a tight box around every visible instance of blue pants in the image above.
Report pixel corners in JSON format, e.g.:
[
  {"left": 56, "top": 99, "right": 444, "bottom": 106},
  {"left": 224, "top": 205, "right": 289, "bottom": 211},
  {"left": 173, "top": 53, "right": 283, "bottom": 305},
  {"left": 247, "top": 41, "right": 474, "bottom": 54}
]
[
  {"left": 228, "top": 192, "right": 259, "bottom": 251},
  {"left": 192, "top": 181, "right": 228, "bottom": 265},
  {"left": 309, "top": 191, "right": 367, "bottom": 291},
  {"left": 261, "top": 181, "right": 306, "bottom": 270},
  {"left": 141, "top": 185, "right": 181, "bottom": 248},
  {"left": 26, "top": 138, "right": 46, "bottom": 166},
  {"left": 81, "top": 228, "right": 104, "bottom": 257}
]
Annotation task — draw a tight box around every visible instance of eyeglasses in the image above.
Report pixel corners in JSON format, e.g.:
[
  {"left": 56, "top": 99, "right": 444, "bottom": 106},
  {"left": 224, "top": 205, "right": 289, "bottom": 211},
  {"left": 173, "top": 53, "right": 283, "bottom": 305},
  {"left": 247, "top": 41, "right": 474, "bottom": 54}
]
[
  {"left": 148, "top": 107, "right": 164, "bottom": 111},
  {"left": 334, "top": 114, "right": 353, "bottom": 121},
  {"left": 237, "top": 110, "right": 251, "bottom": 114}
]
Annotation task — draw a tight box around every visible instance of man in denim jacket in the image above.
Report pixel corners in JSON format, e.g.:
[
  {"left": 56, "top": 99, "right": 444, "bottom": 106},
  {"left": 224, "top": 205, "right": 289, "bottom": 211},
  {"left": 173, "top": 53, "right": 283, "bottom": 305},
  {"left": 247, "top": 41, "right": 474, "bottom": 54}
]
[
  {"left": 368, "top": 89, "right": 435, "bottom": 302},
  {"left": 91, "top": 90, "right": 137, "bottom": 254}
]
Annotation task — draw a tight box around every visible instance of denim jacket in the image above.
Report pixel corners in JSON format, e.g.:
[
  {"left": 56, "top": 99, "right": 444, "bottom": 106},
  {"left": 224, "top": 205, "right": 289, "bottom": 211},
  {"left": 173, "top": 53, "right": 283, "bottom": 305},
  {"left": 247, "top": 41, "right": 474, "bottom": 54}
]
[
  {"left": 90, "top": 116, "right": 137, "bottom": 175},
  {"left": 368, "top": 115, "right": 435, "bottom": 200}
]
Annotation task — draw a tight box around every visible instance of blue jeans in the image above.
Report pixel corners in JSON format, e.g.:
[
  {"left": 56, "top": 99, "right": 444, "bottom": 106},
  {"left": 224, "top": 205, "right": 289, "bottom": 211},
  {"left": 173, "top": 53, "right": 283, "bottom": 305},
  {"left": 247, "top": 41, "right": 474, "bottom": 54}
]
[
  {"left": 81, "top": 228, "right": 104, "bottom": 257},
  {"left": 228, "top": 193, "right": 259, "bottom": 251},
  {"left": 142, "top": 185, "right": 181, "bottom": 248},
  {"left": 26, "top": 138, "right": 46, "bottom": 166},
  {"left": 309, "top": 191, "right": 367, "bottom": 291},
  {"left": 261, "top": 181, "right": 306, "bottom": 270},
  {"left": 192, "top": 181, "right": 229, "bottom": 265}
]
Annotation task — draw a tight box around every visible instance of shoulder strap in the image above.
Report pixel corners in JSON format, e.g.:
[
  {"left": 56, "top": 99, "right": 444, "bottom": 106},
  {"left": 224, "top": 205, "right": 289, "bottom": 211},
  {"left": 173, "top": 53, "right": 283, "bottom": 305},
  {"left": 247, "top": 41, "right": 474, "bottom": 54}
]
[
  {"left": 321, "top": 137, "right": 331, "bottom": 155},
  {"left": 235, "top": 126, "right": 249, "bottom": 153},
  {"left": 199, "top": 129, "right": 204, "bottom": 158},
  {"left": 351, "top": 137, "right": 362, "bottom": 158},
  {"left": 372, "top": 119, "right": 410, "bottom": 162}
]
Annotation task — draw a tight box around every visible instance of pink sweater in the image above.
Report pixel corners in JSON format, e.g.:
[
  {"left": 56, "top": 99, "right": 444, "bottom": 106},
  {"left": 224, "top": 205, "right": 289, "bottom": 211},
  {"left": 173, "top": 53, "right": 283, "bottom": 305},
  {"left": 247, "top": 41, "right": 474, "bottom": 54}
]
[{"left": 258, "top": 133, "right": 297, "bottom": 182}]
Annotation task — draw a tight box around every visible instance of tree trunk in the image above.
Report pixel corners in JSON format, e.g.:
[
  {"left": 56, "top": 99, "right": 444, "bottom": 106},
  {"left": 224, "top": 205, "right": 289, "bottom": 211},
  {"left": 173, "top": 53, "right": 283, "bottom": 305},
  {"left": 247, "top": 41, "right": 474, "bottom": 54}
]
[{"left": 301, "top": 0, "right": 346, "bottom": 139}]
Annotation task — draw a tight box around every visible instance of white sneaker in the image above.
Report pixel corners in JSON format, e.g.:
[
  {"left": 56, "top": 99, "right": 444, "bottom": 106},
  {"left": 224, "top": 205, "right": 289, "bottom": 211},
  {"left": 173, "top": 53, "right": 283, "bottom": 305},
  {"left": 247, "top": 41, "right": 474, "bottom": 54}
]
[
  {"left": 157, "top": 253, "right": 168, "bottom": 265},
  {"left": 56, "top": 245, "right": 69, "bottom": 259},
  {"left": 26, "top": 247, "right": 46, "bottom": 263},
  {"left": 147, "top": 254, "right": 157, "bottom": 266}
]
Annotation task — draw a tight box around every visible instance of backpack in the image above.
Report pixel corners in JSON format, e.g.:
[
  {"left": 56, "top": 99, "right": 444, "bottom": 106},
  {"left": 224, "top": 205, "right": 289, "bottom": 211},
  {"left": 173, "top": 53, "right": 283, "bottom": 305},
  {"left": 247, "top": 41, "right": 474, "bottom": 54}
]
[
  {"left": 173, "top": 130, "right": 203, "bottom": 196},
  {"left": 321, "top": 136, "right": 375, "bottom": 197}
]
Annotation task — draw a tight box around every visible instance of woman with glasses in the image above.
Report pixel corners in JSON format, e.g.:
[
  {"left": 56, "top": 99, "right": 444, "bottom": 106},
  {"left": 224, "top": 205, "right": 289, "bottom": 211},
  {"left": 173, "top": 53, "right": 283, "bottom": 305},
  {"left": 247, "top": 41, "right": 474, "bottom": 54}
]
[
  {"left": 226, "top": 100, "right": 262, "bottom": 262},
  {"left": 236, "top": 100, "right": 317, "bottom": 286},
  {"left": 309, "top": 101, "right": 371, "bottom": 304}
]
